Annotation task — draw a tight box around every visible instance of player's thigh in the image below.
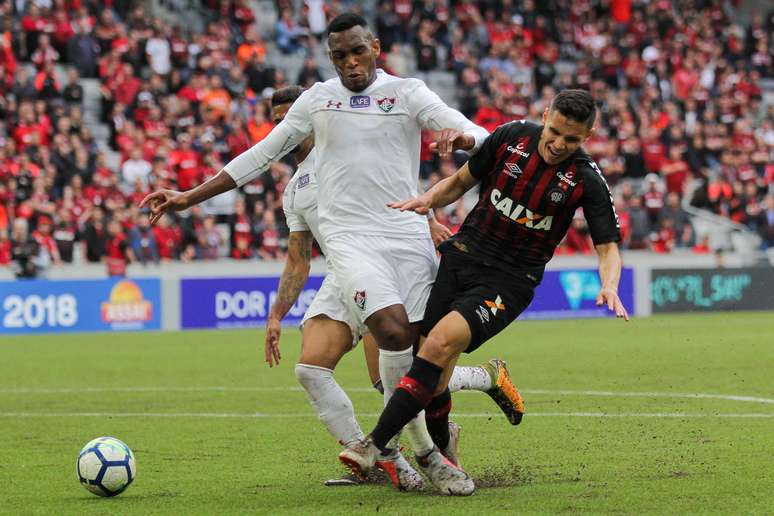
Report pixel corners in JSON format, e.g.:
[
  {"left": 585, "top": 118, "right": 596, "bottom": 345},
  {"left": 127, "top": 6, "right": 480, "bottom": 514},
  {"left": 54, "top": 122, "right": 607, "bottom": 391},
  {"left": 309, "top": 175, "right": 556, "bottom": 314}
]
[
  {"left": 326, "top": 235, "right": 403, "bottom": 326},
  {"left": 418, "top": 310, "right": 471, "bottom": 369},
  {"left": 300, "top": 316, "right": 354, "bottom": 369},
  {"left": 391, "top": 236, "right": 439, "bottom": 324},
  {"left": 299, "top": 275, "right": 360, "bottom": 369},
  {"left": 450, "top": 272, "right": 536, "bottom": 353}
]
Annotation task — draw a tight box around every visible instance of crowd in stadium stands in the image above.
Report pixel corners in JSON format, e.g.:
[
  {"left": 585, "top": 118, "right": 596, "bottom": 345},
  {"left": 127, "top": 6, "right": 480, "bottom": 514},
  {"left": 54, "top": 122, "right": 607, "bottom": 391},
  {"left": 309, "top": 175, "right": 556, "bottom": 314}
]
[{"left": 0, "top": 0, "right": 772, "bottom": 276}]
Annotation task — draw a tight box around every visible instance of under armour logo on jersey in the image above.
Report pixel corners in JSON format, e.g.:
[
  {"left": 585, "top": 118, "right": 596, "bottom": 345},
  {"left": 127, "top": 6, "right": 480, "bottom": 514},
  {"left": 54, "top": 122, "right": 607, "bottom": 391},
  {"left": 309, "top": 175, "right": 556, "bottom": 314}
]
[
  {"left": 485, "top": 295, "right": 505, "bottom": 315},
  {"left": 326, "top": 100, "right": 342, "bottom": 109}
]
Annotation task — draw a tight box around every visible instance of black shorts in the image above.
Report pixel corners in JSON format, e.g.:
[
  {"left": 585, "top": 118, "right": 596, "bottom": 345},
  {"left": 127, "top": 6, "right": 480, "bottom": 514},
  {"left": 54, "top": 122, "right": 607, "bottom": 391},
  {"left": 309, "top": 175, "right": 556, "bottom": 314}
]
[{"left": 421, "top": 244, "right": 538, "bottom": 353}]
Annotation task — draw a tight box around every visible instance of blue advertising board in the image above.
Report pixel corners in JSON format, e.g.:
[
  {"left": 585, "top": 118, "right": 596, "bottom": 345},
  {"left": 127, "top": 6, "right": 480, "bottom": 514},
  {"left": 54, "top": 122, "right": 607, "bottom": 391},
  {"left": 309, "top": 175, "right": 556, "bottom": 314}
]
[
  {"left": 0, "top": 278, "right": 161, "bottom": 334},
  {"left": 521, "top": 267, "right": 634, "bottom": 319},
  {"left": 180, "top": 276, "right": 325, "bottom": 329}
]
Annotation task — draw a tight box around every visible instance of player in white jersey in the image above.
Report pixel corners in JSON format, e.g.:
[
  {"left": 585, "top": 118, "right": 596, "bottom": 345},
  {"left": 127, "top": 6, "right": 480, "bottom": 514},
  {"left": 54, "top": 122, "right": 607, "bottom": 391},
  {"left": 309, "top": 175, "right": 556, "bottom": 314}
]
[
  {"left": 141, "top": 13, "right": 488, "bottom": 495},
  {"left": 264, "top": 87, "right": 523, "bottom": 489}
]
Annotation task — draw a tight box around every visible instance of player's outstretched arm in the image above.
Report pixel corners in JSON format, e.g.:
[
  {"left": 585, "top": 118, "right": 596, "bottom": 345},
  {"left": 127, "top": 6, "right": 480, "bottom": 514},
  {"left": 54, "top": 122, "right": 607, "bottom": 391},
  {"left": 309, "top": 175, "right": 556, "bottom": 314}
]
[
  {"left": 390, "top": 163, "right": 478, "bottom": 214},
  {"left": 140, "top": 171, "right": 236, "bottom": 225},
  {"left": 265, "top": 230, "right": 314, "bottom": 367},
  {"left": 594, "top": 242, "right": 630, "bottom": 321}
]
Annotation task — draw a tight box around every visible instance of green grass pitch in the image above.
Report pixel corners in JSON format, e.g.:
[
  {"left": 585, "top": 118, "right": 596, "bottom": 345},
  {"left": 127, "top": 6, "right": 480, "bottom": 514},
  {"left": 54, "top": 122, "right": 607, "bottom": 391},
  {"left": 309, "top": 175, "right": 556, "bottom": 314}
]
[{"left": 0, "top": 312, "right": 772, "bottom": 514}]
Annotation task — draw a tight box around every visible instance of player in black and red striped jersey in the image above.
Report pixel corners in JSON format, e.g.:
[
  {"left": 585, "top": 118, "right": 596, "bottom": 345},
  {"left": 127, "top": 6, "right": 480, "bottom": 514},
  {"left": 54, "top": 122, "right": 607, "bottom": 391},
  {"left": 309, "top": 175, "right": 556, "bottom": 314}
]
[{"left": 339, "top": 89, "right": 630, "bottom": 494}]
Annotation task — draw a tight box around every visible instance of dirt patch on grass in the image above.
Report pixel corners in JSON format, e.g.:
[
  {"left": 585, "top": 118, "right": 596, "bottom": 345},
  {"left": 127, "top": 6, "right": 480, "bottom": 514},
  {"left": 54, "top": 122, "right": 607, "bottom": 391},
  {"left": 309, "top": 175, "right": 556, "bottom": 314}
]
[{"left": 473, "top": 460, "right": 534, "bottom": 488}]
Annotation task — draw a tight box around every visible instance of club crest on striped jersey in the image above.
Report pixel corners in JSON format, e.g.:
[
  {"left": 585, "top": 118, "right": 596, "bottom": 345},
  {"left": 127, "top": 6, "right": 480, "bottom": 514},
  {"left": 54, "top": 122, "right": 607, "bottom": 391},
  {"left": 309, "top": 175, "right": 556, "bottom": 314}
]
[{"left": 376, "top": 97, "right": 395, "bottom": 113}]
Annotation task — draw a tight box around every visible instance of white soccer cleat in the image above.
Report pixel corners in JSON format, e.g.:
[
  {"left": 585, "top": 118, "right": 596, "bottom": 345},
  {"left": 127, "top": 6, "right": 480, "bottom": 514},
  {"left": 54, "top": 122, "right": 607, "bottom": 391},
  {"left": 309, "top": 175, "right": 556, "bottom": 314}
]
[
  {"left": 416, "top": 448, "right": 475, "bottom": 496},
  {"left": 376, "top": 450, "right": 425, "bottom": 491},
  {"left": 442, "top": 421, "right": 462, "bottom": 467},
  {"left": 338, "top": 438, "right": 378, "bottom": 481}
]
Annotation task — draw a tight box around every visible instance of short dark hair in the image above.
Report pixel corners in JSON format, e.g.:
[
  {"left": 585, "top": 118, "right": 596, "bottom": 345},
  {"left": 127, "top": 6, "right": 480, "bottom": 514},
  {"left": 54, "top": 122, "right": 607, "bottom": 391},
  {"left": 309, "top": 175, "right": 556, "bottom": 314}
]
[
  {"left": 271, "top": 86, "right": 304, "bottom": 107},
  {"left": 550, "top": 89, "right": 597, "bottom": 128},
  {"left": 327, "top": 13, "right": 369, "bottom": 36}
]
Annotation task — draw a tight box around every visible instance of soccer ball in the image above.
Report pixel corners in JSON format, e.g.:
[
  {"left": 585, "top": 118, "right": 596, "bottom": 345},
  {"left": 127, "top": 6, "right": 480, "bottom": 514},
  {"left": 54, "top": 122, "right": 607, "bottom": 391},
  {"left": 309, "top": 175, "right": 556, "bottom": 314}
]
[{"left": 76, "top": 436, "right": 136, "bottom": 497}]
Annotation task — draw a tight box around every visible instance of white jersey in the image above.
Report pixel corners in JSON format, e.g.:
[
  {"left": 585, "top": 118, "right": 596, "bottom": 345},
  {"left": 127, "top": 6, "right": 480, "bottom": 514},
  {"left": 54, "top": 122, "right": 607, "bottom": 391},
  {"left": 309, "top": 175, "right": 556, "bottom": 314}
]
[
  {"left": 225, "top": 70, "right": 488, "bottom": 241},
  {"left": 281, "top": 148, "right": 327, "bottom": 254}
]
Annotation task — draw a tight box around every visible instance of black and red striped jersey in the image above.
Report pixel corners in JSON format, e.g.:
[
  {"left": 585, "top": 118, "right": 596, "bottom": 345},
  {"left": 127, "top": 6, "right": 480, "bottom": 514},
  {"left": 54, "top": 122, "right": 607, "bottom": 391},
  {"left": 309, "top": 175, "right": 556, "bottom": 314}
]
[{"left": 449, "top": 120, "right": 620, "bottom": 274}]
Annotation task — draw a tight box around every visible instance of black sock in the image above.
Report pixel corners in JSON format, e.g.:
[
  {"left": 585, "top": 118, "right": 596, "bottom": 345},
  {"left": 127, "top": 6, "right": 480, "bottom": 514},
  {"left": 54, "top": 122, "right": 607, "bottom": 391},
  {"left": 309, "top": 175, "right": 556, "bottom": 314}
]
[
  {"left": 425, "top": 389, "right": 452, "bottom": 450},
  {"left": 370, "top": 357, "right": 443, "bottom": 451}
]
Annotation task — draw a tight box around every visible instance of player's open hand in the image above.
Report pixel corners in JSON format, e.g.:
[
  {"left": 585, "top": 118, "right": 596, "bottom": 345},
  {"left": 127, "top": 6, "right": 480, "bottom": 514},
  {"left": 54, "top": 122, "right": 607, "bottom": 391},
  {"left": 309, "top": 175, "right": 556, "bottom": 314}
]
[
  {"left": 596, "top": 287, "right": 630, "bottom": 321},
  {"left": 264, "top": 318, "right": 282, "bottom": 367},
  {"left": 389, "top": 195, "right": 432, "bottom": 215},
  {"left": 428, "top": 218, "right": 452, "bottom": 248},
  {"left": 139, "top": 189, "right": 188, "bottom": 225},
  {"left": 429, "top": 129, "right": 475, "bottom": 158}
]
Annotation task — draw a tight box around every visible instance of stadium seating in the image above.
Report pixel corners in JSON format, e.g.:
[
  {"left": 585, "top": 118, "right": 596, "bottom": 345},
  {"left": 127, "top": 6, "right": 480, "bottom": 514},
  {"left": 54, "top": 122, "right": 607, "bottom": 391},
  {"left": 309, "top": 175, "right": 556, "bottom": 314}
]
[{"left": 0, "top": 0, "right": 771, "bottom": 273}]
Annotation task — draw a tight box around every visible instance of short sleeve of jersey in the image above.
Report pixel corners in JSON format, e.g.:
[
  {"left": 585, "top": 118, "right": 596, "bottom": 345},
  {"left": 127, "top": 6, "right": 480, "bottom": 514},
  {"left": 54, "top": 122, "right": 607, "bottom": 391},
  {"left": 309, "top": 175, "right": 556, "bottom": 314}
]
[
  {"left": 580, "top": 160, "right": 621, "bottom": 245},
  {"left": 467, "top": 121, "right": 527, "bottom": 180},
  {"left": 282, "top": 180, "right": 309, "bottom": 233}
]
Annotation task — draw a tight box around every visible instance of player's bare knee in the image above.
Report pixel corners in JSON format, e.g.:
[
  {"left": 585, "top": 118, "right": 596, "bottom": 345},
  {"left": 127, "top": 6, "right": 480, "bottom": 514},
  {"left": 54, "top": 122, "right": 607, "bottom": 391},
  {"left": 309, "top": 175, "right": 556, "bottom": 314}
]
[
  {"left": 420, "top": 334, "right": 456, "bottom": 366},
  {"left": 376, "top": 327, "right": 413, "bottom": 351}
]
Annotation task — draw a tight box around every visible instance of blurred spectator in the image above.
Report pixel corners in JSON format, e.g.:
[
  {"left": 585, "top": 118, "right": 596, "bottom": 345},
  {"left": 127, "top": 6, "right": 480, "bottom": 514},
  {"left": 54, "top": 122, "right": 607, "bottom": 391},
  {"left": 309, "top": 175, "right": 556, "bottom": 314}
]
[
  {"left": 660, "top": 192, "right": 694, "bottom": 248},
  {"left": 10, "top": 218, "right": 41, "bottom": 278},
  {"left": 196, "top": 215, "right": 222, "bottom": 260},
  {"left": 275, "top": 8, "right": 308, "bottom": 54},
  {"left": 105, "top": 218, "right": 133, "bottom": 276},
  {"left": 67, "top": 19, "right": 100, "bottom": 77},
  {"left": 0, "top": 0, "right": 769, "bottom": 271},
  {"left": 129, "top": 213, "right": 159, "bottom": 265},
  {"left": 152, "top": 214, "right": 182, "bottom": 261}
]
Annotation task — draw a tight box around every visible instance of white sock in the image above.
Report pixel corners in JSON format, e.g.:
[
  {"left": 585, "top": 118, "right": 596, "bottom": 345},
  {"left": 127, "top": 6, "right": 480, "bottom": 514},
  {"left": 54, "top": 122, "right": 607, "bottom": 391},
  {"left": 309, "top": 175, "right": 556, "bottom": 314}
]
[
  {"left": 379, "top": 347, "right": 434, "bottom": 456},
  {"left": 295, "top": 363, "right": 364, "bottom": 448},
  {"left": 448, "top": 366, "right": 493, "bottom": 393}
]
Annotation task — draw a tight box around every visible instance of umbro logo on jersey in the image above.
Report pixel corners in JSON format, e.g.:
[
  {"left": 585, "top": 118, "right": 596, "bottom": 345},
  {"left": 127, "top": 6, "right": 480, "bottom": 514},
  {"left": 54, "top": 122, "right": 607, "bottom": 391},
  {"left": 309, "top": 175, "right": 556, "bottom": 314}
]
[
  {"left": 350, "top": 95, "right": 370, "bottom": 108},
  {"left": 490, "top": 188, "right": 554, "bottom": 231},
  {"left": 503, "top": 162, "right": 522, "bottom": 179},
  {"left": 326, "top": 100, "right": 342, "bottom": 109},
  {"left": 476, "top": 305, "right": 490, "bottom": 323},
  {"left": 376, "top": 97, "right": 395, "bottom": 112},
  {"left": 507, "top": 142, "right": 530, "bottom": 158}
]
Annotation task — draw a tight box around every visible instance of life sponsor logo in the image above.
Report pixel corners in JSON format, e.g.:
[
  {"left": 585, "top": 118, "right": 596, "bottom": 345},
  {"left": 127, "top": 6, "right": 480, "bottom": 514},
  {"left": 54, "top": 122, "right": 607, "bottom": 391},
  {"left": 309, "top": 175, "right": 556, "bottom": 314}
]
[
  {"left": 100, "top": 280, "right": 152, "bottom": 327},
  {"left": 297, "top": 174, "right": 310, "bottom": 189},
  {"left": 490, "top": 188, "right": 553, "bottom": 231},
  {"left": 349, "top": 95, "right": 370, "bottom": 108},
  {"left": 507, "top": 141, "right": 530, "bottom": 158}
]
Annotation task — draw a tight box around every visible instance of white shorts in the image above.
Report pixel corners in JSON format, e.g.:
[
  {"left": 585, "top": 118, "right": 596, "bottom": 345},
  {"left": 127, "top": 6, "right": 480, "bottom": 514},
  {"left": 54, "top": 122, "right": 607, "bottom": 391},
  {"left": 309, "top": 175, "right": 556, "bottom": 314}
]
[
  {"left": 325, "top": 234, "right": 439, "bottom": 327},
  {"left": 300, "top": 273, "right": 366, "bottom": 347}
]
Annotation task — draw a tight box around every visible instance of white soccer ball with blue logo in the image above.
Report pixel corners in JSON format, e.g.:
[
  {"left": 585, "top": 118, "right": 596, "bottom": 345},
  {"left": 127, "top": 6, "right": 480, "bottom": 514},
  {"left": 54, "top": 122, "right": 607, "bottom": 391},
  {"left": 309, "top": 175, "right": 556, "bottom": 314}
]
[{"left": 76, "top": 437, "right": 136, "bottom": 497}]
